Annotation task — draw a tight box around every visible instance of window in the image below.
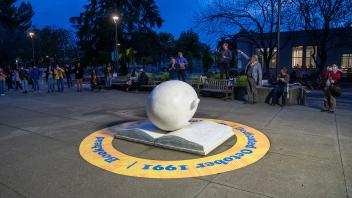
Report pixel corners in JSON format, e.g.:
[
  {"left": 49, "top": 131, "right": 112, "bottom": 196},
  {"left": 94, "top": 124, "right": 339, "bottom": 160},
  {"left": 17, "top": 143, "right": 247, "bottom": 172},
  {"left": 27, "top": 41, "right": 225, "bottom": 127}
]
[
  {"left": 305, "top": 46, "right": 317, "bottom": 68},
  {"left": 256, "top": 48, "right": 277, "bottom": 68},
  {"left": 341, "top": 54, "right": 352, "bottom": 71},
  {"left": 292, "top": 46, "right": 303, "bottom": 68}
]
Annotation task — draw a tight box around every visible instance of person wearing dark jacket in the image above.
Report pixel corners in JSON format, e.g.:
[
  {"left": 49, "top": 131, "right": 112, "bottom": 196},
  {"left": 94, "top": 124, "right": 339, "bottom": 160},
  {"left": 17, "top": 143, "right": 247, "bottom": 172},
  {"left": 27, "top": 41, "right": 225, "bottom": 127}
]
[
  {"left": 75, "top": 63, "right": 84, "bottom": 92},
  {"left": 322, "top": 64, "right": 341, "bottom": 113},
  {"left": 65, "top": 64, "right": 73, "bottom": 88},
  {"left": 219, "top": 43, "right": 232, "bottom": 79},
  {"left": 271, "top": 67, "right": 290, "bottom": 106},
  {"left": 19, "top": 67, "right": 29, "bottom": 93}
]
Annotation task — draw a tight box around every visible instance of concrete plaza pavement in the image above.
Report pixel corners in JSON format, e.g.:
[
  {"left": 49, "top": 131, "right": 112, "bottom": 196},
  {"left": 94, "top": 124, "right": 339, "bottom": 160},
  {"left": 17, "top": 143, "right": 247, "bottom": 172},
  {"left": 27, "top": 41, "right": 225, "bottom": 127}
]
[{"left": 0, "top": 85, "right": 351, "bottom": 198}]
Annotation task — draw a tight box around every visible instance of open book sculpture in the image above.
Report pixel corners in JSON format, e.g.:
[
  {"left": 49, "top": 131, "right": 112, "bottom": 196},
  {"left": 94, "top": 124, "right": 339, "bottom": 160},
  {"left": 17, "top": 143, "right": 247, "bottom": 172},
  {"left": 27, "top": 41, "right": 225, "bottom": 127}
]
[{"left": 113, "top": 80, "right": 233, "bottom": 155}]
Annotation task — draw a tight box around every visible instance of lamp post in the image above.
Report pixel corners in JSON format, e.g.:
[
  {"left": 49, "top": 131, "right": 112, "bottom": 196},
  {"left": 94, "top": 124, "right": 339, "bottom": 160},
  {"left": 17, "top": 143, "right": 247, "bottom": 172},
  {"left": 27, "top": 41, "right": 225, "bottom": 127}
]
[
  {"left": 276, "top": 0, "right": 281, "bottom": 77},
  {"left": 113, "top": 16, "right": 119, "bottom": 67},
  {"left": 29, "top": 32, "right": 35, "bottom": 65}
]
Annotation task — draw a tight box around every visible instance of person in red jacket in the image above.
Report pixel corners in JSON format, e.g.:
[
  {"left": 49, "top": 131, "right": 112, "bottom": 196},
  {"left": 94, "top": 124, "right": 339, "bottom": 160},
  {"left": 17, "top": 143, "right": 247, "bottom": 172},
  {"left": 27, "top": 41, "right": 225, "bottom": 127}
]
[{"left": 322, "top": 64, "right": 341, "bottom": 113}]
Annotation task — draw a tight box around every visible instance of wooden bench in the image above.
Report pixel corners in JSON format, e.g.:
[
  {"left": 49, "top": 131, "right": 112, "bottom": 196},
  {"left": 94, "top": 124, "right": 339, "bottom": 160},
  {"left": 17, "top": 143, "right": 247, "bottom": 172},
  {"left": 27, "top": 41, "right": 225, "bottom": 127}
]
[
  {"left": 138, "top": 79, "right": 159, "bottom": 91},
  {"left": 186, "top": 79, "right": 201, "bottom": 94},
  {"left": 200, "top": 79, "right": 234, "bottom": 100},
  {"left": 112, "top": 76, "right": 129, "bottom": 88}
]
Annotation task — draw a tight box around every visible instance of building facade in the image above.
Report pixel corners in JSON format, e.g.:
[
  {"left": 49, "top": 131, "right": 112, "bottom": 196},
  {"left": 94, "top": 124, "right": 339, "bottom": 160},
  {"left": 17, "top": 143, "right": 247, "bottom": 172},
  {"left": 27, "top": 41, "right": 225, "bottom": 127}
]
[{"left": 233, "top": 28, "right": 352, "bottom": 76}]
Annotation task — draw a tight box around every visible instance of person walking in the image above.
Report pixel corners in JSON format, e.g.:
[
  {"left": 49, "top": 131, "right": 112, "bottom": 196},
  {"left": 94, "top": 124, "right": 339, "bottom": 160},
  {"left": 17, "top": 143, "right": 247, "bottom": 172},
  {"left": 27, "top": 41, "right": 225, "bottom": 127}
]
[
  {"left": 64, "top": 64, "right": 73, "bottom": 88},
  {"left": 271, "top": 67, "right": 290, "bottom": 106},
  {"left": 46, "top": 66, "right": 55, "bottom": 93},
  {"left": 322, "top": 64, "right": 341, "bottom": 113},
  {"left": 75, "top": 63, "right": 84, "bottom": 92},
  {"left": 245, "top": 55, "right": 262, "bottom": 104},
  {"left": 176, "top": 52, "right": 188, "bottom": 82},
  {"left": 219, "top": 43, "right": 232, "bottom": 79},
  {"left": 55, "top": 65, "right": 65, "bottom": 92},
  {"left": 104, "top": 63, "right": 113, "bottom": 88},
  {"left": 19, "top": 67, "right": 29, "bottom": 94},
  {"left": 0, "top": 68, "right": 7, "bottom": 96},
  {"left": 30, "top": 65, "right": 41, "bottom": 92},
  {"left": 168, "top": 57, "right": 177, "bottom": 80}
]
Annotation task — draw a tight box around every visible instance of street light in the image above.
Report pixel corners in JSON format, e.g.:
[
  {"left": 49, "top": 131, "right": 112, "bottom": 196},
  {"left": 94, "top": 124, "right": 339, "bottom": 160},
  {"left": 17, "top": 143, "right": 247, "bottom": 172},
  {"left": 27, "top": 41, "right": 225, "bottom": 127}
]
[
  {"left": 28, "top": 32, "right": 35, "bottom": 65},
  {"left": 112, "top": 15, "right": 119, "bottom": 67},
  {"left": 276, "top": 0, "right": 281, "bottom": 77}
]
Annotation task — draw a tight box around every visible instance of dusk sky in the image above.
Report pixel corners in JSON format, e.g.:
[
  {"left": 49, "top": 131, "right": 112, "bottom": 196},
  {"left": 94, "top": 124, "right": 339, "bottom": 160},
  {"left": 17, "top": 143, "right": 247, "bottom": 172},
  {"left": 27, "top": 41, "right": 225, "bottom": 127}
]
[{"left": 19, "top": 0, "right": 213, "bottom": 44}]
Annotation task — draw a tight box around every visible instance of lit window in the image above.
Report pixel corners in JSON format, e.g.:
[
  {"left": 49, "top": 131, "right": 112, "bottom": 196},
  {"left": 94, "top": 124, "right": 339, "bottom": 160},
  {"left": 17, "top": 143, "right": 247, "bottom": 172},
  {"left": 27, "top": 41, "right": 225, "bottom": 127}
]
[
  {"left": 341, "top": 54, "right": 352, "bottom": 72},
  {"left": 292, "top": 46, "right": 303, "bottom": 68},
  {"left": 256, "top": 48, "right": 277, "bottom": 68},
  {"left": 305, "top": 46, "right": 317, "bottom": 68}
]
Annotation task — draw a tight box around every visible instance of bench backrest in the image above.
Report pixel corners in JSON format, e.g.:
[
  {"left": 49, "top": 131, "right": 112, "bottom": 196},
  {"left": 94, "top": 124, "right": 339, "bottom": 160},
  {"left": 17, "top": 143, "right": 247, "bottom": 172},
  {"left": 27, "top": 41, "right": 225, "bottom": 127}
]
[{"left": 203, "top": 79, "right": 232, "bottom": 90}]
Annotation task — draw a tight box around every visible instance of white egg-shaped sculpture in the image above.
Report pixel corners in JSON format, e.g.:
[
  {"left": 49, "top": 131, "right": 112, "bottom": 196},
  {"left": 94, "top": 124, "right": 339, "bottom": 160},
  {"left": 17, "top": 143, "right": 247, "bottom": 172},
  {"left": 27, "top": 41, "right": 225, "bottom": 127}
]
[{"left": 146, "top": 80, "right": 200, "bottom": 131}]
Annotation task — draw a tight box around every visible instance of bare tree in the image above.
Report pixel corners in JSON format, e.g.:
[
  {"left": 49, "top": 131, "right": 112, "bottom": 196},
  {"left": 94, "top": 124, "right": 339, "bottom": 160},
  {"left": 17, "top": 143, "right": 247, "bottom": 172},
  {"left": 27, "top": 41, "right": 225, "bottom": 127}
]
[
  {"left": 295, "top": 0, "right": 352, "bottom": 71},
  {"left": 198, "top": 0, "right": 294, "bottom": 74}
]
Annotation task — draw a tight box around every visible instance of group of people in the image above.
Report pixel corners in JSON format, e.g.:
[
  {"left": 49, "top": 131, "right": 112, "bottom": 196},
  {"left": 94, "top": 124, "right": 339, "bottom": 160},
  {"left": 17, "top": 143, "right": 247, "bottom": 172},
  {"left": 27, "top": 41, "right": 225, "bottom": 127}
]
[
  {"left": 0, "top": 62, "right": 85, "bottom": 96},
  {"left": 45, "top": 63, "right": 85, "bottom": 93},
  {"left": 0, "top": 66, "right": 41, "bottom": 95},
  {"left": 125, "top": 68, "right": 149, "bottom": 91},
  {"left": 243, "top": 54, "right": 342, "bottom": 112},
  {"left": 168, "top": 52, "right": 189, "bottom": 81}
]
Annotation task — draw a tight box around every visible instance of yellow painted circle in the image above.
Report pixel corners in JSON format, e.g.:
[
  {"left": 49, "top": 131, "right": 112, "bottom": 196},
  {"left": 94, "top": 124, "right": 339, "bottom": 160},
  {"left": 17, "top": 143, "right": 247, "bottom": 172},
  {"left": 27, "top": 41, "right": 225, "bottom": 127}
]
[{"left": 79, "top": 118, "right": 270, "bottom": 179}]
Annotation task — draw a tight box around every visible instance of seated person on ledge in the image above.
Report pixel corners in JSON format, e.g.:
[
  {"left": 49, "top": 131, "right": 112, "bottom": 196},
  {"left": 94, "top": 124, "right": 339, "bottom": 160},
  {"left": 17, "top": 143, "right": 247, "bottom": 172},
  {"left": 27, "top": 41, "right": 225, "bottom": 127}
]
[
  {"left": 271, "top": 67, "right": 290, "bottom": 106},
  {"left": 137, "top": 69, "right": 149, "bottom": 89}
]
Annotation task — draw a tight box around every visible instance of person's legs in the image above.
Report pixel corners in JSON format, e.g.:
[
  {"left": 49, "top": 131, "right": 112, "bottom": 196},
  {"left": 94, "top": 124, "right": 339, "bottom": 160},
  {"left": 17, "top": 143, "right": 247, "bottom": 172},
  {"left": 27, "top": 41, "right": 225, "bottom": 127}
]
[
  {"left": 181, "top": 70, "right": 186, "bottom": 81},
  {"left": 323, "top": 86, "right": 330, "bottom": 111},
  {"left": 246, "top": 78, "right": 253, "bottom": 103},
  {"left": 224, "top": 64, "right": 229, "bottom": 79},
  {"left": 109, "top": 76, "right": 112, "bottom": 87},
  {"left": 78, "top": 79, "right": 83, "bottom": 91},
  {"left": 33, "top": 79, "right": 39, "bottom": 91},
  {"left": 249, "top": 77, "right": 258, "bottom": 103},
  {"left": 271, "top": 85, "right": 280, "bottom": 105},
  {"left": 66, "top": 77, "right": 70, "bottom": 88},
  {"left": 220, "top": 63, "right": 225, "bottom": 79},
  {"left": 47, "top": 78, "right": 51, "bottom": 93},
  {"left": 22, "top": 80, "right": 28, "bottom": 93},
  {"left": 328, "top": 88, "right": 336, "bottom": 112},
  {"left": 278, "top": 85, "right": 286, "bottom": 106},
  {"left": 60, "top": 79, "right": 64, "bottom": 92},
  {"left": 57, "top": 79, "right": 60, "bottom": 92},
  {"left": 0, "top": 80, "right": 5, "bottom": 95}
]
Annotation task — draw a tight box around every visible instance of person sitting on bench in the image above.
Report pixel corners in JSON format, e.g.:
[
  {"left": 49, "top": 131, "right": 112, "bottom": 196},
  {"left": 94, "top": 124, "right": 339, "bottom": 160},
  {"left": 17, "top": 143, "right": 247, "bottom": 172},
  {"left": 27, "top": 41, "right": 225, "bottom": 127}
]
[
  {"left": 271, "top": 67, "right": 290, "bottom": 106},
  {"left": 137, "top": 69, "right": 149, "bottom": 90}
]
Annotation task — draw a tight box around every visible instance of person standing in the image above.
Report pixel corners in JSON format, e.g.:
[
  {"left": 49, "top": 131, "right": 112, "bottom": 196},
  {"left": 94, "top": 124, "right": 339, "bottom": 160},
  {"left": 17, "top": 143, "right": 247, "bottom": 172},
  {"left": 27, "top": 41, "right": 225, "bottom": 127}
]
[
  {"left": 245, "top": 55, "right": 262, "bottom": 104},
  {"left": 0, "top": 68, "right": 7, "bottom": 96},
  {"left": 271, "top": 67, "right": 290, "bottom": 106},
  {"left": 75, "top": 63, "right": 84, "bottom": 92},
  {"left": 30, "top": 65, "right": 41, "bottom": 92},
  {"left": 176, "top": 52, "right": 188, "bottom": 82},
  {"left": 219, "top": 43, "right": 232, "bottom": 79},
  {"left": 322, "top": 64, "right": 341, "bottom": 113},
  {"left": 46, "top": 66, "right": 55, "bottom": 93},
  {"left": 55, "top": 65, "right": 65, "bottom": 92},
  {"left": 168, "top": 57, "right": 177, "bottom": 80},
  {"left": 19, "top": 67, "right": 29, "bottom": 94},
  {"left": 5, "top": 67, "right": 12, "bottom": 90},
  {"left": 105, "top": 63, "right": 113, "bottom": 88},
  {"left": 64, "top": 64, "right": 73, "bottom": 88},
  {"left": 14, "top": 69, "right": 22, "bottom": 91}
]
